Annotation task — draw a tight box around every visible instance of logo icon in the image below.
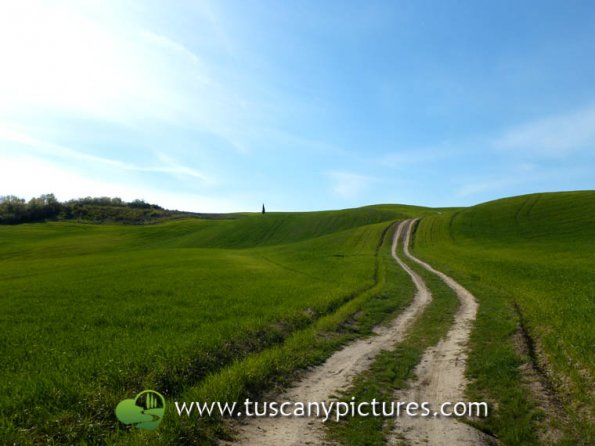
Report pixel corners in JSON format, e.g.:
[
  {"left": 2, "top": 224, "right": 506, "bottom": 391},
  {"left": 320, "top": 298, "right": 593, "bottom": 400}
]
[{"left": 115, "top": 390, "right": 166, "bottom": 431}]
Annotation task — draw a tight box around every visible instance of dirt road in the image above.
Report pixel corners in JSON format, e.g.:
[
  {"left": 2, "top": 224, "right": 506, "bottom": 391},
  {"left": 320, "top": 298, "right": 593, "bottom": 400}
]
[
  {"left": 389, "top": 220, "right": 493, "bottom": 445},
  {"left": 226, "top": 218, "right": 491, "bottom": 445},
  {"left": 226, "top": 219, "right": 431, "bottom": 445}
]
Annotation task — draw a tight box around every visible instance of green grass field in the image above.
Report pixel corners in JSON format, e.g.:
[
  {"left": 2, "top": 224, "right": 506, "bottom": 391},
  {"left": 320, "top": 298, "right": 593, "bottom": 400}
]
[
  {"left": 1, "top": 192, "right": 593, "bottom": 445},
  {"left": 413, "top": 191, "right": 595, "bottom": 444},
  {"left": 1, "top": 205, "right": 436, "bottom": 444},
  {"left": 327, "top": 228, "right": 459, "bottom": 446}
]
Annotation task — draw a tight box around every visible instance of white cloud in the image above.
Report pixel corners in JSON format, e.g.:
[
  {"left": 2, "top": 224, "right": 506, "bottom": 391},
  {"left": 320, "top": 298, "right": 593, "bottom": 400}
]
[
  {"left": 455, "top": 163, "right": 540, "bottom": 197},
  {"left": 454, "top": 163, "right": 590, "bottom": 198},
  {"left": 380, "top": 145, "right": 458, "bottom": 168},
  {"left": 0, "top": 0, "right": 256, "bottom": 152},
  {"left": 0, "top": 1, "right": 149, "bottom": 120},
  {"left": 0, "top": 154, "right": 241, "bottom": 212},
  {"left": 140, "top": 30, "right": 202, "bottom": 67},
  {"left": 327, "top": 171, "right": 376, "bottom": 200},
  {"left": 0, "top": 124, "right": 122, "bottom": 167},
  {"left": 151, "top": 152, "right": 213, "bottom": 183},
  {"left": 0, "top": 125, "right": 214, "bottom": 184},
  {"left": 456, "top": 177, "right": 523, "bottom": 197},
  {"left": 494, "top": 106, "right": 595, "bottom": 156}
]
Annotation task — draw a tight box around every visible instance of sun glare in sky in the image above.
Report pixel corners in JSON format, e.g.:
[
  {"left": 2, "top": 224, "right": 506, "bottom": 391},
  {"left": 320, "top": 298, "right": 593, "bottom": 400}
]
[{"left": 1, "top": 0, "right": 594, "bottom": 211}]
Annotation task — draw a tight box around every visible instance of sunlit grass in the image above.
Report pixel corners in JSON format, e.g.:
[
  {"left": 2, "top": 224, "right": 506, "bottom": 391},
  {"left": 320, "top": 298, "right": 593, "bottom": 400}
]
[
  {"left": 413, "top": 191, "right": 595, "bottom": 444},
  {"left": 0, "top": 205, "right": 433, "bottom": 444}
]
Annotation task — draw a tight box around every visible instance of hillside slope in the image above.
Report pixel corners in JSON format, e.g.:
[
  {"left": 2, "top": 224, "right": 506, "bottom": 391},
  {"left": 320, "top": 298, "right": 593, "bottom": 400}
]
[
  {"left": 0, "top": 204, "right": 441, "bottom": 259},
  {"left": 2, "top": 193, "right": 592, "bottom": 445},
  {"left": 0, "top": 203, "right": 432, "bottom": 444},
  {"left": 413, "top": 191, "right": 595, "bottom": 444}
]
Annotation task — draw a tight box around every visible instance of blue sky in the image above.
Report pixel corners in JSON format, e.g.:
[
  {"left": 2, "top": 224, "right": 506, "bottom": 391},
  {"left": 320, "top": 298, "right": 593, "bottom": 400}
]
[{"left": 1, "top": 0, "right": 594, "bottom": 212}]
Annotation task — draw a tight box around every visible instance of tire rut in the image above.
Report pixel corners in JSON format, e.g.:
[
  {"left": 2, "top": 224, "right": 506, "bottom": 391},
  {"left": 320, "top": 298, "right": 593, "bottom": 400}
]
[
  {"left": 389, "top": 220, "right": 494, "bottom": 446},
  {"left": 223, "top": 219, "right": 430, "bottom": 445}
]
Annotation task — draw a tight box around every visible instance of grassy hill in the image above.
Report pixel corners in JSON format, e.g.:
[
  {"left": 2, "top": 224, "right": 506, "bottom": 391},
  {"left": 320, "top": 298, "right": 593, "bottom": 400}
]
[
  {"left": 1, "top": 193, "right": 593, "bottom": 445},
  {"left": 0, "top": 204, "right": 434, "bottom": 444},
  {"left": 413, "top": 191, "right": 595, "bottom": 444}
]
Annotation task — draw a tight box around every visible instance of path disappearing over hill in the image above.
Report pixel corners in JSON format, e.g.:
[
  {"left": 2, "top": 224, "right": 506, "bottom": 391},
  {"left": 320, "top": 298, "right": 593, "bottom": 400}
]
[
  {"left": 389, "top": 221, "right": 493, "bottom": 446},
  {"left": 225, "top": 219, "right": 430, "bottom": 445},
  {"left": 226, "top": 219, "right": 491, "bottom": 445}
]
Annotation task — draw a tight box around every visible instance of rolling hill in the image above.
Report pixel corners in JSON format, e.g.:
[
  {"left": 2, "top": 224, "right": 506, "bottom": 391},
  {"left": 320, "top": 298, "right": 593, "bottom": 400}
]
[
  {"left": 413, "top": 191, "right": 595, "bottom": 444},
  {"left": 0, "top": 192, "right": 593, "bottom": 445},
  {"left": 0, "top": 204, "right": 431, "bottom": 444}
]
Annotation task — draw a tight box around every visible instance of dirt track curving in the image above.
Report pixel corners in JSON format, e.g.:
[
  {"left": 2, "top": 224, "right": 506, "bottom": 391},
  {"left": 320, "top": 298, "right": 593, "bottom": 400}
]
[
  {"left": 225, "top": 219, "right": 492, "bottom": 445},
  {"left": 225, "top": 219, "right": 431, "bottom": 445},
  {"left": 389, "top": 220, "right": 493, "bottom": 446}
]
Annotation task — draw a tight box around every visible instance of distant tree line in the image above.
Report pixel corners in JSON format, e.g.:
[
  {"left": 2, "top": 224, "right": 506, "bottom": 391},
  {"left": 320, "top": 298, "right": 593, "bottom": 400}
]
[{"left": 0, "top": 194, "right": 170, "bottom": 224}]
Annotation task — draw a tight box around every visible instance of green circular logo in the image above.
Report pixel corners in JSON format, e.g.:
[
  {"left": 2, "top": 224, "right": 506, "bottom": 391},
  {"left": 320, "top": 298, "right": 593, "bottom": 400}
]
[{"left": 115, "top": 390, "right": 166, "bottom": 431}]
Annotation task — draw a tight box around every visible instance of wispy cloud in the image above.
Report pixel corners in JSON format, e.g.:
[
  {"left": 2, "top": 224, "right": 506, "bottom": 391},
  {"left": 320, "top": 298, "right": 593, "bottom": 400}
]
[
  {"left": 380, "top": 145, "right": 461, "bottom": 169},
  {"left": 0, "top": 1, "right": 592, "bottom": 211},
  {"left": 150, "top": 153, "right": 213, "bottom": 183},
  {"left": 493, "top": 106, "right": 595, "bottom": 156},
  {"left": 455, "top": 162, "right": 542, "bottom": 197},
  {"left": 0, "top": 125, "right": 213, "bottom": 184},
  {"left": 140, "top": 30, "right": 202, "bottom": 66},
  {"left": 454, "top": 163, "right": 590, "bottom": 198},
  {"left": 0, "top": 125, "right": 122, "bottom": 167},
  {"left": 456, "top": 176, "right": 525, "bottom": 197},
  {"left": 326, "top": 171, "right": 377, "bottom": 200},
  {"left": 0, "top": 1, "right": 258, "bottom": 153},
  {"left": 0, "top": 154, "right": 239, "bottom": 212}
]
